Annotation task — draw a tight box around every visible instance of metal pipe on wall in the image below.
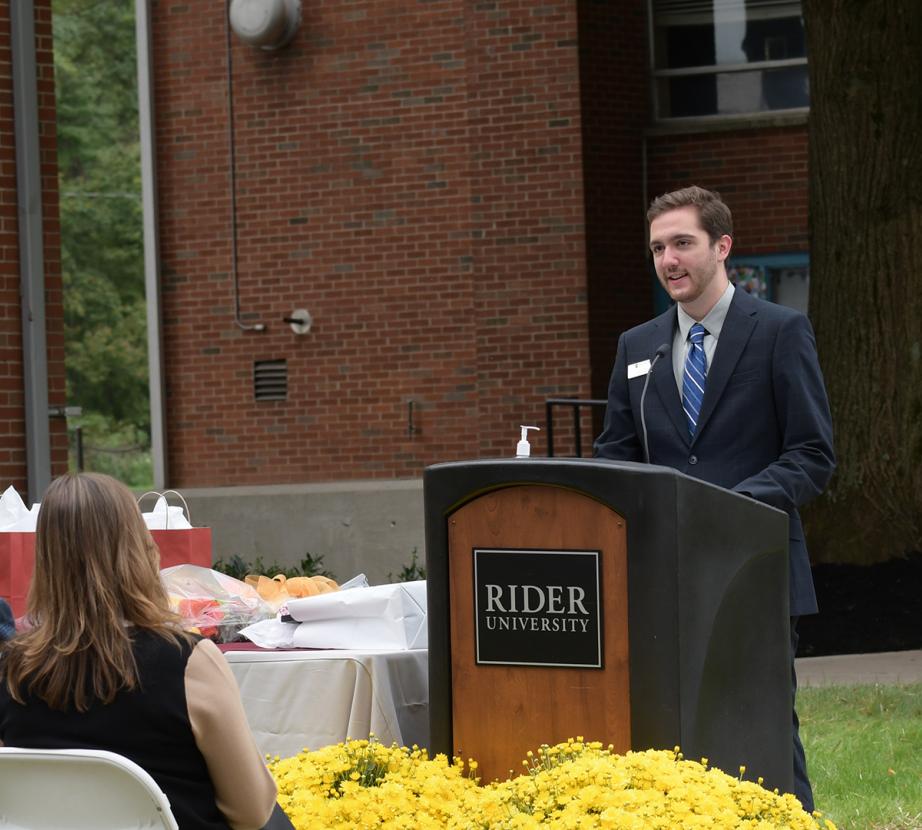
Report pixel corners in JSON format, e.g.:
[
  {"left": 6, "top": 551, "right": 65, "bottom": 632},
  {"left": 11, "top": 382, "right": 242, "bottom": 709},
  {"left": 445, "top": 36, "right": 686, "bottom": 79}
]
[
  {"left": 11, "top": 0, "right": 51, "bottom": 504},
  {"left": 135, "top": 0, "right": 168, "bottom": 489}
]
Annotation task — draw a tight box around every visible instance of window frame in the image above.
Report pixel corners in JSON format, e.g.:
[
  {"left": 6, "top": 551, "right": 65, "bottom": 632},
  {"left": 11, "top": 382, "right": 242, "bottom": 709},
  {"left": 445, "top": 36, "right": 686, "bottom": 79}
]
[{"left": 647, "top": 0, "right": 810, "bottom": 124}]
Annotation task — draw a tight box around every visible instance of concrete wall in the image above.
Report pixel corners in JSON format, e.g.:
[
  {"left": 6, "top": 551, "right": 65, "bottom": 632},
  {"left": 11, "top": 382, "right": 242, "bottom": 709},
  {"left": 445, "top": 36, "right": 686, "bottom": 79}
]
[{"left": 178, "top": 478, "right": 425, "bottom": 586}]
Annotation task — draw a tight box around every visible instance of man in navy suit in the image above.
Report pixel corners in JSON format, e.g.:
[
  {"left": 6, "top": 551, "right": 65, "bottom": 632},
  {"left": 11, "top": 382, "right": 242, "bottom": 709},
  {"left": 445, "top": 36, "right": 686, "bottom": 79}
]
[{"left": 594, "top": 186, "right": 835, "bottom": 813}]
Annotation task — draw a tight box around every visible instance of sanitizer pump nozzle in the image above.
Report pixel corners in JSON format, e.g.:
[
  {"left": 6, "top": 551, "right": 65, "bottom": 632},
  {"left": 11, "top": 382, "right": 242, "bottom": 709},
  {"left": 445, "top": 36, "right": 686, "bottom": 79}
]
[{"left": 516, "top": 425, "right": 540, "bottom": 458}]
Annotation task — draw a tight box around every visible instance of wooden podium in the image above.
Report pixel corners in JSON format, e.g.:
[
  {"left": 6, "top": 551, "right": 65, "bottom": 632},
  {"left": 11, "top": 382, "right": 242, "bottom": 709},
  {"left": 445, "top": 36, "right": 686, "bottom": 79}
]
[{"left": 424, "top": 458, "right": 793, "bottom": 791}]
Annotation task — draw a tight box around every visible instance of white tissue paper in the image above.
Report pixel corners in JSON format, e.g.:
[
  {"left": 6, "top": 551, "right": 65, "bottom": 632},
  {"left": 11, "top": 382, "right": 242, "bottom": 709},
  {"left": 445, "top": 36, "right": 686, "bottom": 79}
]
[
  {"left": 0, "top": 486, "right": 39, "bottom": 532},
  {"left": 336, "top": 573, "right": 370, "bottom": 591},
  {"left": 141, "top": 495, "right": 193, "bottom": 530},
  {"left": 285, "top": 581, "right": 427, "bottom": 650},
  {"left": 237, "top": 617, "right": 300, "bottom": 649},
  {"left": 237, "top": 572, "right": 372, "bottom": 648}
]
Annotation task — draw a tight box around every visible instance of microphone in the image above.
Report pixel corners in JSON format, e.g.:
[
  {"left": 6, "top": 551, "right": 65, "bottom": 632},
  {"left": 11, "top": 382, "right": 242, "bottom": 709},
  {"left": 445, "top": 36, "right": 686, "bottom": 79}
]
[{"left": 640, "top": 343, "right": 671, "bottom": 464}]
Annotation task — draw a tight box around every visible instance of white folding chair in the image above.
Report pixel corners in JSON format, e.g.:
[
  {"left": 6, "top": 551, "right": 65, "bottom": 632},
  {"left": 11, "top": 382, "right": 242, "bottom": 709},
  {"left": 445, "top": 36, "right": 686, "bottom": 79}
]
[{"left": 0, "top": 747, "right": 179, "bottom": 830}]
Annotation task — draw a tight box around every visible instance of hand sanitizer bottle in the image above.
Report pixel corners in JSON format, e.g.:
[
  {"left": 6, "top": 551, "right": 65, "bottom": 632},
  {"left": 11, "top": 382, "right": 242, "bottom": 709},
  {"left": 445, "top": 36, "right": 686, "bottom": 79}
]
[{"left": 516, "top": 425, "right": 540, "bottom": 458}]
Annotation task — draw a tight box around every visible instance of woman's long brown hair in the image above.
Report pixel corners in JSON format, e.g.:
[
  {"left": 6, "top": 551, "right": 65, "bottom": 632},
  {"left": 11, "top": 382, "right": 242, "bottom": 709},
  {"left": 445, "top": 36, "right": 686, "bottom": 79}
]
[{"left": 1, "top": 473, "right": 189, "bottom": 711}]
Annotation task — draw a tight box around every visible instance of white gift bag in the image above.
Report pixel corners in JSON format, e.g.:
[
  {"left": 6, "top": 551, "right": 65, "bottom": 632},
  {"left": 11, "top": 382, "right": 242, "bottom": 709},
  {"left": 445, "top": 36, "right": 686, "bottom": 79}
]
[
  {"left": 285, "top": 581, "right": 427, "bottom": 650},
  {"left": 0, "top": 486, "right": 39, "bottom": 531}
]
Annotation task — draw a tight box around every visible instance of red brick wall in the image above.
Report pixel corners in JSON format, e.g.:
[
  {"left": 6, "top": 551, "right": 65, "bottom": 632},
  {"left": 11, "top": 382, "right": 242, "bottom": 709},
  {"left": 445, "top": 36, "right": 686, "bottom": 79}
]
[
  {"left": 150, "top": 1, "right": 810, "bottom": 482},
  {"left": 646, "top": 125, "right": 809, "bottom": 255},
  {"left": 152, "top": 0, "right": 594, "bottom": 484},
  {"left": 0, "top": 0, "right": 67, "bottom": 493},
  {"left": 37, "top": 0, "right": 67, "bottom": 477},
  {"left": 578, "top": 0, "right": 651, "bottom": 401},
  {"left": 0, "top": 2, "right": 22, "bottom": 485}
]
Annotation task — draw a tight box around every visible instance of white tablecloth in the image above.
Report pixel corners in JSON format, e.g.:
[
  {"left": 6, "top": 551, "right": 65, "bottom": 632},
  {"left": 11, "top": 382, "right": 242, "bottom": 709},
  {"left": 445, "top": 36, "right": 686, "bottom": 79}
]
[{"left": 224, "top": 648, "right": 429, "bottom": 761}]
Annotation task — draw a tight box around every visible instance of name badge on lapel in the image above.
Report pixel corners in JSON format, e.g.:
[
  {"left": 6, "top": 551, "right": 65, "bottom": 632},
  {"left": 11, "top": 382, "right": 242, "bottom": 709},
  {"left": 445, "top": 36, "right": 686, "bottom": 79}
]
[{"left": 627, "top": 359, "right": 651, "bottom": 379}]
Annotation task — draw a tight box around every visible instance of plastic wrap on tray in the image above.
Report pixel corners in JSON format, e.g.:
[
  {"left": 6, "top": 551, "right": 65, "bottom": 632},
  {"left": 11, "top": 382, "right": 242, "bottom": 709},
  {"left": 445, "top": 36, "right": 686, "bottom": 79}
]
[{"left": 161, "top": 564, "right": 273, "bottom": 642}]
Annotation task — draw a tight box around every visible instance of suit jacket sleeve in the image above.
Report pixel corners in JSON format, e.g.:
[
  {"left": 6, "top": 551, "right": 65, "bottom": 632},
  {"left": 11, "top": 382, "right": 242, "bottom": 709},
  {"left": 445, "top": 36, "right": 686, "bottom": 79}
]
[
  {"left": 0, "top": 598, "right": 14, "bottom": 641},
  {"left": 731, "top": 312, "right": 835, "bottom": 511},
  {"left": 185, "top": 639, "right": 278, "bottom": 830},
  {"left": 593, "top": 332, "right": 644, "bottom": 462}
]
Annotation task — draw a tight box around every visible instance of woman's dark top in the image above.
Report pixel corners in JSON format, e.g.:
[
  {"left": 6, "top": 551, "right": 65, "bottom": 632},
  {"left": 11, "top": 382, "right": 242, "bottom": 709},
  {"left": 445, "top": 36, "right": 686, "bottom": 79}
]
[{"left": 0, "top": 629, "right": 276, "bottom": 830}]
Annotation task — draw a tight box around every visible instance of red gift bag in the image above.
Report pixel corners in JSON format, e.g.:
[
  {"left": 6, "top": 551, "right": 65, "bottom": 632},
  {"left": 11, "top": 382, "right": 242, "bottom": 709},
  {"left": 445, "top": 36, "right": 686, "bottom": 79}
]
[
  {"left": 149, "top": 527, "right": 213, "bottom": 570},
  {"left": 139, "top": 490, "right": 213, "bottom": 571},
  {"left": 0, "top": 527, "right": 212, "bottom": 618},
  {"left": 0, "top": 532, "right": 36, "bottom": 618},
  {"left": 0, "top": 492, "right": 215, "bottom": 618}
]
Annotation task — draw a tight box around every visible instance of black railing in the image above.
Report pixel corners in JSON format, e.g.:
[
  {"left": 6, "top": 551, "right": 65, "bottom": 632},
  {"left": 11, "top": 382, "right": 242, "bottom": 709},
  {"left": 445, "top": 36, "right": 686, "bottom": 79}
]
[{"left": 544, "top": 398, "right": 607, "bottom": 457}]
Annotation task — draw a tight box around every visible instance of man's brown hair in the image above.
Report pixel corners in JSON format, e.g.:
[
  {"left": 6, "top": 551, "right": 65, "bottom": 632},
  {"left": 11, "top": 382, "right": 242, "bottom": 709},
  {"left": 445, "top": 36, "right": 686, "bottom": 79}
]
[{"left": 647, "top": 185, "right": 733, "bottom": 244}]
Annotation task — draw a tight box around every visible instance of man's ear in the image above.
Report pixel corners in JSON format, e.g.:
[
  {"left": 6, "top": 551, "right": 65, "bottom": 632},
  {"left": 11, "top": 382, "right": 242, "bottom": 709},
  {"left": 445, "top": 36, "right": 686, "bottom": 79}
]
[{"left": 715, "top": 234, "right": 732, "bottom": 262}]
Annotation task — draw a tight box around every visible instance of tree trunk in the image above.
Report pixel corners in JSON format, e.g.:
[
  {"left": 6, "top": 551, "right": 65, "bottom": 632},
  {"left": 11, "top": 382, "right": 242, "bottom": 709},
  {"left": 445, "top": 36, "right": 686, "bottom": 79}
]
[{"left": 802, "top": 0, "right": 922, "bottom": 564}]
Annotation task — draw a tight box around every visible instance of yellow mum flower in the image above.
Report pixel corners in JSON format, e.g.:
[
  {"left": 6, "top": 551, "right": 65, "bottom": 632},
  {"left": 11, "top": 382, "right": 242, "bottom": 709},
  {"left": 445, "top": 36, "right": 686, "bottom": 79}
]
[{"left": 267, "top": 738, "right": 835, "bottom": 830}]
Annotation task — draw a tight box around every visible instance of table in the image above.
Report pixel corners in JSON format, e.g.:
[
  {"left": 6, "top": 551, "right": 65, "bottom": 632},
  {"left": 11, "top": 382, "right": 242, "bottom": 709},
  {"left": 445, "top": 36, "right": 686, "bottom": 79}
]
[{"left": 221, "top": 646, "right": 429, "bottom": 761}]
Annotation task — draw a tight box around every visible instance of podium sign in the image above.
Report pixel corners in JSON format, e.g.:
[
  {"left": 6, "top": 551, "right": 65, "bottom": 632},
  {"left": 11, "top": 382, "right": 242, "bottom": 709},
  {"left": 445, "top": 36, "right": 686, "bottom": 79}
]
[
  {"left": 442, "top": 483, "right": 630, "bottom": 781},
  {"left": 474, "top": 548, "right": 603, "bottom": 668}
]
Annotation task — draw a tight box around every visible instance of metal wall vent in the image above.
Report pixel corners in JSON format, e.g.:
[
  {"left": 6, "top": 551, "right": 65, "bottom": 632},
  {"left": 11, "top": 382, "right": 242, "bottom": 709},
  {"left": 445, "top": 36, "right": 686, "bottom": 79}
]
[{"left": 254, "top": 359, "right": 287, "bottom": 401}]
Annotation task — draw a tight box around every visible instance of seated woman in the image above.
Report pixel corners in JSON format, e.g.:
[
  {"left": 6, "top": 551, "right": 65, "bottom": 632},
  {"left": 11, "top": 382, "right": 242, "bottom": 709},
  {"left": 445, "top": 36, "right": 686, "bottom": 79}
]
[{"left": 0, "top": 473, "right": 279, "bottom": 830}]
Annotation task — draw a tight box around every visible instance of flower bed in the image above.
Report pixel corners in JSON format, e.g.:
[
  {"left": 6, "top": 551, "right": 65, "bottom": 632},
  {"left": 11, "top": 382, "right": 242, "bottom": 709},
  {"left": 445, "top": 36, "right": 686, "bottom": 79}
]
[{"left": 269, "top": 738, "right": 835, "bottom": 829}]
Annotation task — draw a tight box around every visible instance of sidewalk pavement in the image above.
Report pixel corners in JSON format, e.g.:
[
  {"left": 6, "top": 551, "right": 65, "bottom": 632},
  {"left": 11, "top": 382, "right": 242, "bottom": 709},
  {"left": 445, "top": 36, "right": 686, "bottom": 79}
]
[{"left": 795, "top": 649, "right": 922, "bottom": 688}]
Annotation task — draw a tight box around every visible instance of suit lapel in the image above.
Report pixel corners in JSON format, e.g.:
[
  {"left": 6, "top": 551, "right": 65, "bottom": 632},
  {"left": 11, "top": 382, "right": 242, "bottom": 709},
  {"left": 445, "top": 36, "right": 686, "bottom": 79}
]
[
  {"left": 647, "top": 306, "right": 689, "bottom": 445},
  {"left": 693, "top": 289, "right": 758, "bottom": 443}
]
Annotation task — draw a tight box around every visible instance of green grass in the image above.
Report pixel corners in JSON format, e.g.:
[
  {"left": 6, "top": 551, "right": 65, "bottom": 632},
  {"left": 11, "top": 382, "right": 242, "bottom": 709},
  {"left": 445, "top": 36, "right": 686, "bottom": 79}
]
[{"left": 799, "top": 683, "right": 922, "bottom": 830}]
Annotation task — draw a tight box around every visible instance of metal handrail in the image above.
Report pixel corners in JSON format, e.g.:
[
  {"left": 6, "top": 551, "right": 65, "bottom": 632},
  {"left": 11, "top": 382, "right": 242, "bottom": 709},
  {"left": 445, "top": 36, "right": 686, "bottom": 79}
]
[{"left": 544, "top": 398, "right": 607, "bottom": 458}]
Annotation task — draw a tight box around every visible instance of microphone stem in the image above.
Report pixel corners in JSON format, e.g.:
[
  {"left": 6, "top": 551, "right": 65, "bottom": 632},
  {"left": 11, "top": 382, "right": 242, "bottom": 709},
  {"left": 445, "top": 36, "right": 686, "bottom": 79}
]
[{"left": 640, "top": 352, "right": 665, "bottom": 464}]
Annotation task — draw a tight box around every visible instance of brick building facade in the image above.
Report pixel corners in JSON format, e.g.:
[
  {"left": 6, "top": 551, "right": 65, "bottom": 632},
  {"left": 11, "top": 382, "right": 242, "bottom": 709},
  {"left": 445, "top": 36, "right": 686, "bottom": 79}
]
[
  {"left": 0, "top": 1, "right": 811, "bottom": 569},
  {"left": 152, "top": 0, "right": 600, "bottom": 486},
  {"left": 0, "top": 0, "right": 67, "bottom": 496},
  {"left": 146, "top": 0, "right": 809, "bottom": 490},
  {"left": 646, "top": 125, "right": 808, "bottom": 255}
]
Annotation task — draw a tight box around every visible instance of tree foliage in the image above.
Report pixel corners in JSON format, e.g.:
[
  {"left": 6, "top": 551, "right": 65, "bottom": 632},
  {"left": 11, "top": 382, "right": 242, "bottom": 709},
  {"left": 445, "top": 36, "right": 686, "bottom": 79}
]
[
  {"left": 802, "top": 0, "right": 922, "bottom": 564},
  {"left": 53, "top": 0, "right": 150, "bottom": 481}
]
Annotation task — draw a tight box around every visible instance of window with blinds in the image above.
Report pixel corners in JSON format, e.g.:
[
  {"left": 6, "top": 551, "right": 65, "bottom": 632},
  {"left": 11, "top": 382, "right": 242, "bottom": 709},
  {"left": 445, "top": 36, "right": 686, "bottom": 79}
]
[{"left": 650, "top": 0, "right": 809, "bottom": 120}]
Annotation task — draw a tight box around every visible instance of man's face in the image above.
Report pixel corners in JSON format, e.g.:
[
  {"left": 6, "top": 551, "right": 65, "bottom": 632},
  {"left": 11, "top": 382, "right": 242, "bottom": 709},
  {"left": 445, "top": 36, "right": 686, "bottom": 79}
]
[{"left": 649, "top": 205, "right": 731, "bottom": 315}]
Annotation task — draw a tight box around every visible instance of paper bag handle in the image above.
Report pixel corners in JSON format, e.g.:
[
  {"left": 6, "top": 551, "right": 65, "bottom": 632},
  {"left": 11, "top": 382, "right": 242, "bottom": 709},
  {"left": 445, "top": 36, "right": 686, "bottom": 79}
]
[{"left": 137, "top": 489, "right": 192, "bottom": 528}]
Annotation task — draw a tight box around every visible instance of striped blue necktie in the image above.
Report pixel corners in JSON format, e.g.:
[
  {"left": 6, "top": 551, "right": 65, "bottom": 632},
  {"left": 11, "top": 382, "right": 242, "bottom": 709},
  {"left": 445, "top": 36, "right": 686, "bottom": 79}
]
[{"left": 682, "top": 323, "right": 708, "bottom": 439}]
